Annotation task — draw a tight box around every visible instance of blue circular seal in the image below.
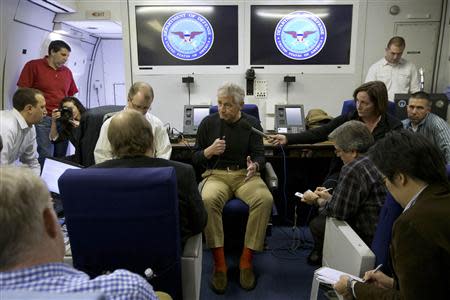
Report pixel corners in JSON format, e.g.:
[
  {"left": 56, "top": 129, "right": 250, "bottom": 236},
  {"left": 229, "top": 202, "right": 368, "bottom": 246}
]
[
  {"left": 274, "top": 11, "right": 327, "bottom": 60},
  {"left": 161, "top": 11, "right": 214, "bottom": 61},
  {"left": 398, "top": 99, "right": 407, "bottom": 108}
]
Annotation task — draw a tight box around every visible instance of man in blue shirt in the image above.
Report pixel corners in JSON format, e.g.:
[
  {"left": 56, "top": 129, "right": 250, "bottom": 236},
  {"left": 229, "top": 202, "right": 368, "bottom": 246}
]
[{"left": 0, "top": 166, "right": 160, "bottom": 300}]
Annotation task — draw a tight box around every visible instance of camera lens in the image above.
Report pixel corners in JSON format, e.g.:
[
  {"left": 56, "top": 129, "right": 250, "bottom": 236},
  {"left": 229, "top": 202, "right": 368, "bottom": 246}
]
[{"left": 60, "top": 107, "right": 73, "bottom": 122}]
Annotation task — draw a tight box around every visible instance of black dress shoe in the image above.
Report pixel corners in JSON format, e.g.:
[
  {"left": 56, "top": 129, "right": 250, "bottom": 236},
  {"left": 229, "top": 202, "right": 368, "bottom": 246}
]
[{"left": 307, "top": 249, "right": 322, "bottom": 266}]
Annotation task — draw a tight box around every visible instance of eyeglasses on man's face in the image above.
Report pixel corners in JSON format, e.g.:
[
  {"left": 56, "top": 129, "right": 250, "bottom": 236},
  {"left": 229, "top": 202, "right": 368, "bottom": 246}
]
[{"left": 129, "top": 100, "right": 151, "bottom": 112}]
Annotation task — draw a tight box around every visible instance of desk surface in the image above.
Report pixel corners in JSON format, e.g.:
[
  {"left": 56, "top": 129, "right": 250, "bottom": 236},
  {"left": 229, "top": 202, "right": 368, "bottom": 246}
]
[
  {"left": 171, "top": 139, "right": 334, "bottom": 160},
  {"left": 172, "top": 138, "right": 334, "bottom": 149}
]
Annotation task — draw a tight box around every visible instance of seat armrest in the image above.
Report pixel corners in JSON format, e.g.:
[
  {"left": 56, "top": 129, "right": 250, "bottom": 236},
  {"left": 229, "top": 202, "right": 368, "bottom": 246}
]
[
  {"left": 182, "top": 233, "right": 202, "bottom": 258},
  {"left": 264, "top": 162, "right": 278, "bottom": 190}
]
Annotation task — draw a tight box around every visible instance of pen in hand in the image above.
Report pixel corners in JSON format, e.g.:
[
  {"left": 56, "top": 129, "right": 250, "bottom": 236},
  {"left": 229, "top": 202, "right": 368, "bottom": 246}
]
[
  {"left": 373, "top": 264, "right": 383, "bottom": 273},
  {"left": 363, "top": 264, "right": 383, "bottom": 282}
]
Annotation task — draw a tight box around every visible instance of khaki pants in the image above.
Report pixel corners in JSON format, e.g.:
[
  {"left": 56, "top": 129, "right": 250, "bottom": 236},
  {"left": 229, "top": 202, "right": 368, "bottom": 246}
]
[
  {"left": 155, "top": 291, "right": 172, "bottom": 300},
  {"left": 201, "top": 169, "right": 273, "bottom": 251}
]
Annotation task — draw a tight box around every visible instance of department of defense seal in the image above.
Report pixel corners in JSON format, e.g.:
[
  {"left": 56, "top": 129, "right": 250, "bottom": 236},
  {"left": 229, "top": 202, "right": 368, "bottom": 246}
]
[
  {"left": 274, "top": 11, "right": 327, "bottom": 60},
  {"left": 162, "top": 11, "right": 214, "bottom": 61}
]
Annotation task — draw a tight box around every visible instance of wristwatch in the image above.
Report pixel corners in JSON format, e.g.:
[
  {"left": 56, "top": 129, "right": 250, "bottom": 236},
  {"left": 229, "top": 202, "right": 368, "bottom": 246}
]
[{"left": 346, "top": 278, "right": 357, "bottom": 299}]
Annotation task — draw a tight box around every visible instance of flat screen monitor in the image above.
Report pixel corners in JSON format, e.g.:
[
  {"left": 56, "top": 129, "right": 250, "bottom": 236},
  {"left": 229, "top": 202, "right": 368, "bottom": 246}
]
[
  {"left": 249, "top": 3, "right": 356, "bottom": 73},
  {"left": 183, "top": 105, "right": 211, "bottom": 136},
  {"left": 131, "top": 4, "right": 242, "bottom": 74},
  {"left": 275, "top": 105, "right": 306, "bottom": 134}
]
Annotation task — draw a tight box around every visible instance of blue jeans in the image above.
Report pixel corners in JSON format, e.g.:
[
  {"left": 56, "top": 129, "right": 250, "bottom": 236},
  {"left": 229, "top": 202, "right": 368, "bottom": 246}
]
[{"left": 35, "top": 116, "right": 68, "bottom": 167}]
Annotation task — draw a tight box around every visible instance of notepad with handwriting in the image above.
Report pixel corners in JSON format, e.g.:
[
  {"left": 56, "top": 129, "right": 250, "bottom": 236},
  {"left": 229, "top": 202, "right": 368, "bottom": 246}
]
[{"left": 315, "top": 267, "right": 364, "bottom": 285}]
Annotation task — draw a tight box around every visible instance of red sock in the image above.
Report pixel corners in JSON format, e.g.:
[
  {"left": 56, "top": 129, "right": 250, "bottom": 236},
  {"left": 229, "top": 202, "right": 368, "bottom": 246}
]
[
  {"left": 212, "top": 247, "right": 227, "bottom": 273},
  {"left": 239, "top": 247, "right": 253, "bottom": 269}
]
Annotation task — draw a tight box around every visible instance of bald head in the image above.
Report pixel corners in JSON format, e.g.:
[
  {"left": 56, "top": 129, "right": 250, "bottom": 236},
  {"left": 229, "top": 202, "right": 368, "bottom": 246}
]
[
  {"left": 108, "top": 110, "right": 154, "bottom": 158},
  {"left": 127, "top": 82, "right": 154, "bottom": 114}
]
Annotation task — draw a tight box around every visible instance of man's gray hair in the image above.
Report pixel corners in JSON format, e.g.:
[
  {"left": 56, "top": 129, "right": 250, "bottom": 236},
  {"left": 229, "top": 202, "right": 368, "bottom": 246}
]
[
  {"left": 0, "top": 167, "right": 49, "bottom": 269},
  {"left": 328, "top": 120, "right": 374, "bottom": 153},
  {"left": 217, "top": 82, "right": 245, "bottom": 105}
]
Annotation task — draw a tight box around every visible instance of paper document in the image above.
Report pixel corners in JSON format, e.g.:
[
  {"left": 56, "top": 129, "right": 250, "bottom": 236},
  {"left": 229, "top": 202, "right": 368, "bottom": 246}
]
[{"left": 315, "top": 267, "right": 364, "bottom": 285}]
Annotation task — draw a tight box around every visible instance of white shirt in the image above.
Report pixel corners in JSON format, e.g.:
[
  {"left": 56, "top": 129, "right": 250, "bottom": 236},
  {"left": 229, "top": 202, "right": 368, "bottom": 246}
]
[
  {"left": 94, "top": 110, "right": 172, "bottom": 164},
  {"left": 403, "top": 184, "right": 428, "bottom": 213},
  {"left": 0, "top": 109, "right": 40, "bottom": 175},
  {"left": 365, "top": 57, "right": 420, "bottom": 100}
]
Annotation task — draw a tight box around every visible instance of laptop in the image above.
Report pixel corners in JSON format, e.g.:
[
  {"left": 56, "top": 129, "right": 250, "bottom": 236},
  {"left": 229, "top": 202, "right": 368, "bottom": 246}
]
[{"left": 41, "top": 157, "right": 83, "bottom": 216}]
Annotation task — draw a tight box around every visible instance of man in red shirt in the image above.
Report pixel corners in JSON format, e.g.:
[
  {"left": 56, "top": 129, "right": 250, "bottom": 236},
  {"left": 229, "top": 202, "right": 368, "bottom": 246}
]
[{"left": 17, "top": 40, "right": 78, "bottom": 166}]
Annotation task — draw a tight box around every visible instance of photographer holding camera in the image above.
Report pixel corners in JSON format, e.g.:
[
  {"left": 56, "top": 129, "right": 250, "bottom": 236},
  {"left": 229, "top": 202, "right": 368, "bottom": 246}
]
[{"left": 50, "top": 97, "right": 86, "bottom": 160}]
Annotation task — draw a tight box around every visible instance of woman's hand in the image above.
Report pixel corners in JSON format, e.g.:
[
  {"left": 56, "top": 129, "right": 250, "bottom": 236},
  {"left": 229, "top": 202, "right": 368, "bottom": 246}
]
[
  {"left": 69, "top": 119, "right": 80, "bottom": 128},
  {"left": 51, "top": 109, "right": 61, "bottom": 122}
]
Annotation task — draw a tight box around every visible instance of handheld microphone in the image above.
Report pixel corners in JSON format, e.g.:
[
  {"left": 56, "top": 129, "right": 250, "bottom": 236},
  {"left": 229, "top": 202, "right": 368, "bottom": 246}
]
[
  {"left": 240, "top": 119, "right": 269, "bottom": 138},
  {"left": 144, "top": 268, "right": 155, "bottom": 279},
  {"left": 419, "top": 67, "right": 424, "bottom": 91},
  {"left": 250, "top": 127, "right": 269, "bottom": 139}
]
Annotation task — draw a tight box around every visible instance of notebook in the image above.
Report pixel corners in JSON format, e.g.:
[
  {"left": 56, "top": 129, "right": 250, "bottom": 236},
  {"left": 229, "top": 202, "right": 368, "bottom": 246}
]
[{"left": 41, "top": 157, "right": 83, "bottom": 215}]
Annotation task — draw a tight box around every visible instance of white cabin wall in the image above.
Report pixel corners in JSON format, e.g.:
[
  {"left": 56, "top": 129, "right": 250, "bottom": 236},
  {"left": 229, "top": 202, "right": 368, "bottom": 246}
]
[
  {"left": 1, "top": 0, "right": 95, "bottom": 109},
  {"left": 436, "top": 0, "right": 450, "bottom": 94},
  {"left": 121, "top": 0, "right": 445, "bottom": 131},
  {"left": 362, "top": 0, "right": 444, "bottom": 93},
  {"left": 89, "top": 39, "right": 126, "bottom": 107},
  {"left": 1, "top": 0, "right": 55, "bottom": 109},
  {"left": 123, "top": 0, "right": 368, "bottom": 131}
]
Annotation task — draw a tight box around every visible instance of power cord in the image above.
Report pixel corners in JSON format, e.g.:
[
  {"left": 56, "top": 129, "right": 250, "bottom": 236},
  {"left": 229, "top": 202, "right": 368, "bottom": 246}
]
[{"left": 268, "top": 144, "right": 314, "bottom": 260}]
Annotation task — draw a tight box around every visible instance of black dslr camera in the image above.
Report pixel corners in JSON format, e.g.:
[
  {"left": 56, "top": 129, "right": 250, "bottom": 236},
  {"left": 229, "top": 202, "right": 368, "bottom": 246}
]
[{"left": 59, "top": 107, "right": 73, "bottom": 122}]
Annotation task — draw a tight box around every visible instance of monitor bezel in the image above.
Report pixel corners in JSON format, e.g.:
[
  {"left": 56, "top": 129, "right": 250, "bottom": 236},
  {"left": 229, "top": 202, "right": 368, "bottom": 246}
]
[
  {"left": 244, "top": 0, "right": 359, "bottom": 74},
  {"left": 129, "top": 0, "right": 245, "bottom": 75}
]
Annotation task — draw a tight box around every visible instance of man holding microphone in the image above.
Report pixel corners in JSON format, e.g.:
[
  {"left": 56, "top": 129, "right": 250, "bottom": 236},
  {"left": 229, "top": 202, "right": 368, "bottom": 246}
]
[{"left": 192, "top": 82, "right": 273, "bottom": 293}]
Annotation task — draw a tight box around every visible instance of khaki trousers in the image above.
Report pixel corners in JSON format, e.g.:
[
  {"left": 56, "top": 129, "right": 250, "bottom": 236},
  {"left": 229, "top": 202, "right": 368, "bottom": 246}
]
[{"left": 201, "top": 169, "right": 273, "bottom": 251}]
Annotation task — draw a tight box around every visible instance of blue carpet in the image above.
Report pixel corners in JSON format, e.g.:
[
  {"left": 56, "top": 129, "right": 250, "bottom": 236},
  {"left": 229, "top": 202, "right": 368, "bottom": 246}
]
[{"left": 200, "top": 226, "right": 328, "bottom": 300}]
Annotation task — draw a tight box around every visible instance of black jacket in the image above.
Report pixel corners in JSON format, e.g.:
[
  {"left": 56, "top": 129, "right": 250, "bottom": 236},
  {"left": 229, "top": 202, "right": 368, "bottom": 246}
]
[{"left": 287, "top": 111, "right": 403, "bottom": 145}]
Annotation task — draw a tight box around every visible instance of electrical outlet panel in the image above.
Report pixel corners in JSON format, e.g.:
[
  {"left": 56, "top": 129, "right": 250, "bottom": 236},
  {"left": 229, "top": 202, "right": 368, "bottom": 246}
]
[{"left": 254, "top": 80, "right": 267, "bottom": 98}]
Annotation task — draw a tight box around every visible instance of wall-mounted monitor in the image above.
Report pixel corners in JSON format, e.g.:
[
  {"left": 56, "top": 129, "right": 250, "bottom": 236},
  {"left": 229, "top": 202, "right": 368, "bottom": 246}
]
[
  {"left": 183, "top": 105, "right": 211, "bottom": 136},
  {"left": 275, "top": 104, "right": 306, "bottom": 134},
  {"left": 129, "top": 2, "right": 244, "bottom": 74},
  {"left": 247, "top": 2, "right": 358, "bottom": 73}
]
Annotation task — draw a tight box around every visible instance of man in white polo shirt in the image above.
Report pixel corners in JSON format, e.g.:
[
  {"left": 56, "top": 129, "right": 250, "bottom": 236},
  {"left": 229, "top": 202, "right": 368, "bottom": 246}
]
[{"left": 365, "top": 36, "right": 420, "bottom": 100}]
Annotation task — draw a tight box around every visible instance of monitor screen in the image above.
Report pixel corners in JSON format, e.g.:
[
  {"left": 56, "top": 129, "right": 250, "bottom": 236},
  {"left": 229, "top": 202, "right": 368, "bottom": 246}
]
[
  {"left": 193, "top": 107, "right": 210, "bottom": 127},
  {"left": 250, "top": 5, "right": 353, "bottom": 66},
  {"left": 286, "top": 107, "right": 304, "bottom": 126},
  {"left": 134, "top": 5, "right": 239, "bottom": 68}
]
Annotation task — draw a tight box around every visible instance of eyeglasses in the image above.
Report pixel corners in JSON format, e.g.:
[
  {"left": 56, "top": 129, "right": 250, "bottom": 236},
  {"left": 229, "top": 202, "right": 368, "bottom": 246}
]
[
  {"left": 334, "top": 148, "right": 348, "bottom": 155},
  {"left": 129, "top": 100, "right": 151, "bottom": 112}
]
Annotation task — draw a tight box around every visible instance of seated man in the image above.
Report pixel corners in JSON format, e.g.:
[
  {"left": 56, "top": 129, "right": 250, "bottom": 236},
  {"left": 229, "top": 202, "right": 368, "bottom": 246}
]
[
  {"left": 92, "top": 110, "right": 207, "bottom": 247},
  {"left": 192, "top": 82, "right": 273, "bottom": 293},
  {"left": 0, "top": 88, "right": 46, "bottom": 174},
  {"left": 94, "top": 82, "right": 171, "bottom": 163},
  {"left": 302, "top": 121, "right": 386, "bottom": 265},
  {"left": 335, "top": 130, "right": 450, "bottom": 299},
  {"left": 402, "top": 91, "right": 450, "bottom": 163},
  {"left": 0, "top": 166, "right": 160, "bottom": 299}
]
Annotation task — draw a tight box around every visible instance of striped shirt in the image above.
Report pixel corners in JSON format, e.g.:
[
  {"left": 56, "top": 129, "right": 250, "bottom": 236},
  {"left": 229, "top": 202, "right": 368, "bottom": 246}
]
[
  {"left": 0, "top": 263, "right": 158, "bottom": 300},
  {"left": 402, "top": 112, "right": 450, "bottom": 163}
]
